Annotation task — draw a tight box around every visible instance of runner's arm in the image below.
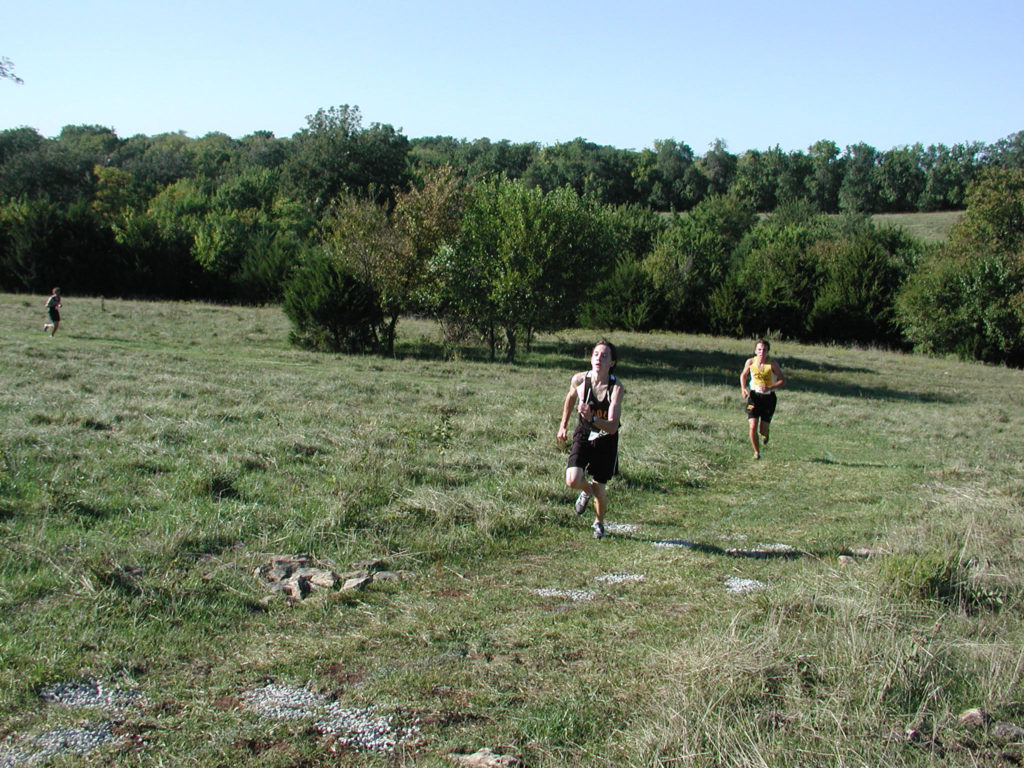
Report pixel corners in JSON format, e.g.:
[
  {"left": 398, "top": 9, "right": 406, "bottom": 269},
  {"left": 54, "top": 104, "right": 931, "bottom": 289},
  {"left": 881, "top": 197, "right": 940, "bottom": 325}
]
[
  {"left": 593, "top": 382, "right": 623, "bottom": 435},
  {"left": 556, "top": 373, "right": 584, "bottom": 441}
]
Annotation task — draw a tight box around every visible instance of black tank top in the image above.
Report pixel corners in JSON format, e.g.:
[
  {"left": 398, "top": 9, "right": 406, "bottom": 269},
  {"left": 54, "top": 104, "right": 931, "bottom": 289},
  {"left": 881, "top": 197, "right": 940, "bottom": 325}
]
[{"left": 575, "top": 373, "right": 618, "bottom": 439}]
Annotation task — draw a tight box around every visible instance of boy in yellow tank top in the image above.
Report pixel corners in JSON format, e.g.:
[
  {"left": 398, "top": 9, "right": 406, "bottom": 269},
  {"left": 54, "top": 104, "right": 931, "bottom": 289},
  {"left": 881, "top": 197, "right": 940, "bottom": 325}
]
[{"left": 739, "top": 339, "right": 785, "bottom": 459}]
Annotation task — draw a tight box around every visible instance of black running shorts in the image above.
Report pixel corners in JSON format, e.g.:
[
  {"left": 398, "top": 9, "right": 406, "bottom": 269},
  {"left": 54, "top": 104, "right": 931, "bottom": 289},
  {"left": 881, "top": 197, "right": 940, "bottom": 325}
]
[
  {"left": 745, "top": 391, "right": 777, "bottom": 422},
  {"left": 568, "top": 429, "right": 619, "bottom": 484}
]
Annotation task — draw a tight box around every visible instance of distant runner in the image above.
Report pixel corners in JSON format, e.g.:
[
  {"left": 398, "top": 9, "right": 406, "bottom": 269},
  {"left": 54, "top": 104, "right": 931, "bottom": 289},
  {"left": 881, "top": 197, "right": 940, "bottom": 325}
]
[
  {"left": 740, "top": 338, "right": 784, "bottom": 459},
  {"left": 556, "top": 340, "right": 624, "bottom": 539},
  {"left": 42, "top": 287, "right": 62, "bottom": 336}
]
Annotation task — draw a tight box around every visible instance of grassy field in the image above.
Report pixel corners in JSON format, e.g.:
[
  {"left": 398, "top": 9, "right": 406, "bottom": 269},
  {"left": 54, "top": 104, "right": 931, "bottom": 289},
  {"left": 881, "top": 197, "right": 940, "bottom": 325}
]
[
  {"left": 2, "top": 293, "right": 1023, "bottom": 767},
  {"left": 871, "top": 211, "right": 962, "bottom": 243}
]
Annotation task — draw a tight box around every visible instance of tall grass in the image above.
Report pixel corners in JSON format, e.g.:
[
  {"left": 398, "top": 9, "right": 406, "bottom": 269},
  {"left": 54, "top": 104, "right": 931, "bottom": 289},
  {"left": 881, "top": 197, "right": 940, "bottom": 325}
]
[{"left": 1, "top": 293, "right": 1023, "bottom": 766}]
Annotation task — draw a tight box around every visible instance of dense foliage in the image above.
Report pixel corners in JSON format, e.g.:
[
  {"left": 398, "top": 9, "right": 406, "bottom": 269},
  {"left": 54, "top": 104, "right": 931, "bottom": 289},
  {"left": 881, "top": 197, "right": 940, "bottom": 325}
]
[{"left": 1, "top": 108, "right": 1022, "bottom": 362}]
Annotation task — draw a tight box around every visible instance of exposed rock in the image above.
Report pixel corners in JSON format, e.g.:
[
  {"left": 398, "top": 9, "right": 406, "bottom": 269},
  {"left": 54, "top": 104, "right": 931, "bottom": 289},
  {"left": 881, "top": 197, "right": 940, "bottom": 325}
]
[
  {"left": 991, "top": 722, "right": 1024, "bottom": 744},
  {"left": 372, "top": 570, "right": 401, "bottom": 582},
  {"left": 959, "top": 707, "right": 990, "bottom": 728},
  {"left": 293, "top": 567, "right": 338, "bottom": 589},
  {"left": 253, "top": 556, "right": 341, "bottom": 601},
  {"left": 254, "top": 555, "right": 313, "bottom": 582},
  {"left": 838, "top": 555, "right": 857, "bottom": 567},
  {"left": 449, "top": 747, "right": 521, "bottom": 767},
  {"left": 342, "top": 576, "right": 373, "bottom": 591}
]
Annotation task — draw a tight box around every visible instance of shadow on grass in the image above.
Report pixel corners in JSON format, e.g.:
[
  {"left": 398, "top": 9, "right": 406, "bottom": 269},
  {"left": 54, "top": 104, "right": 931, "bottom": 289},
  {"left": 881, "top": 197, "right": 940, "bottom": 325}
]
[
  {"left": 522, "top": 341, "right": 959, "bottom": 404},
  {"left": 809, "top": 457, "right": 892, "bottom": 469},
  {"left": 347, "top": 334, "right": 954, "bottom": 404},
  {"left": 600, "top": 527, "right": 869, "bottom": 562}
]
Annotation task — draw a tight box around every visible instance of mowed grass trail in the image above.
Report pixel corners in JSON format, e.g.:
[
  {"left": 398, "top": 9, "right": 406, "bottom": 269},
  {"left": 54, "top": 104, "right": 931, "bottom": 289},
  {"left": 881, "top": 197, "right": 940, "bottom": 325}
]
[{"left": 1, "top": 293, "right": 1023, "bottom": 767}]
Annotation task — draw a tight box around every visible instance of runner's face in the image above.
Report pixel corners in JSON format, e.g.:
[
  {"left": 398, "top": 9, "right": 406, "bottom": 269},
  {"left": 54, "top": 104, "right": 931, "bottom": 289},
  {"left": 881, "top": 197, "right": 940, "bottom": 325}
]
[
  {"left": 755, "top": 342, "right": 767, "bottom": 360},
  {"left": 591, "top": 344, "right": 612, "bottom": 374}
]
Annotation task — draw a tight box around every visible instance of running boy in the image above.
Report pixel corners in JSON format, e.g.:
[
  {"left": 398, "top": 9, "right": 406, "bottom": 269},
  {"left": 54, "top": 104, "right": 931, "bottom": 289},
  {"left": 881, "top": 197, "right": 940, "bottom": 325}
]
[
  {"left": 43, "top": 287, "right": 62, "bottom": 336},
  {"left": 740, "top": 338, "right": 784, "bottom": 459},
  {"left": 556, "top": 340, "right": 624, "bottom": 539}
]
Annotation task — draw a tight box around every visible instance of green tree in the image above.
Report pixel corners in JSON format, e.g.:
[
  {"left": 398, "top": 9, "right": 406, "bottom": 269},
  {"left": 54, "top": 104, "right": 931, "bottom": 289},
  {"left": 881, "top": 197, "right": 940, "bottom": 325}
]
[
  {"left": 523, "top": 138, "right": 638, "bottom": 206},
  {"left": 697, "top": 139, "right": 737, "bottom": 197},
  {"left": 319, "top": 193, "right": 400, "bottom": 353},
  {"left": 643, "top": 195, "right": 755, "bottom": 332},
  {"left": 283, "top": 252, "right": 382, "bottom": 353},
  {"left": 897, "top": 169, "right": 1024, "bottom": 364},
  {"left": 838, "top": 143, "right": 880, "bottom": 213},
  {"left": 807, "top": 139, "right": 843, "bottom": 213},
  {"left": 435, "top": 178, "right": 613, "bottom": 361},
  {"left": 808, "top": 227, "right": 915, "bottom": 345},
  {"left": 876, "top": 144, "right": 926, "bottom": 213},
  {"left": 284, "top": 105, "right": 409, "bottom": 212}
]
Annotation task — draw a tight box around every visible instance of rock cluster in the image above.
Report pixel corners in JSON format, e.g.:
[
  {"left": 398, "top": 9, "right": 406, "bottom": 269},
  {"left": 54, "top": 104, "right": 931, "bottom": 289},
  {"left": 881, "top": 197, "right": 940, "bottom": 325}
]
[{"left": 253, "top": 555, "right": 414, "bottom": 602}]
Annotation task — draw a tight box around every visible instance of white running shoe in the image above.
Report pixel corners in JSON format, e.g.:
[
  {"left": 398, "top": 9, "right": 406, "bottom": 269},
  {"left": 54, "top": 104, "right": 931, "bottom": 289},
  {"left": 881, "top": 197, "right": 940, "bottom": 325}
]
[
  {"left": 574, "top": 490, "right": 591, "bottom": 516},
  {"left": 592, "top": 520, "right": 606, "bottom": 539}
]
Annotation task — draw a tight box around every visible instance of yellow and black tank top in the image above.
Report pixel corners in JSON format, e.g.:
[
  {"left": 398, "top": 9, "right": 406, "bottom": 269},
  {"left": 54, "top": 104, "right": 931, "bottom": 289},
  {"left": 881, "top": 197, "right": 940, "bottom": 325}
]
[{"left": 749, "top": 359, "right": 774, "bottom": 393}]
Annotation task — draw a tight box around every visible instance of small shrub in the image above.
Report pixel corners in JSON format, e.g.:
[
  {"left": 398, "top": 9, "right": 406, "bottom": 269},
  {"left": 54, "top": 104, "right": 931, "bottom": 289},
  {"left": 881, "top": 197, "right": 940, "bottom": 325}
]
[{"left": 282, "top": 252, "right": 382, "bottom": 353}]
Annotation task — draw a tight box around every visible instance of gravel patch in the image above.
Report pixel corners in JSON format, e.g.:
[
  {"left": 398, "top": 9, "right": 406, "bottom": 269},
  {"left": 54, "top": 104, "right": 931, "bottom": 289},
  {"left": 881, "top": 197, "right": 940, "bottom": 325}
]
[
  {"left": 595, "top": 573, "right": 645, "bottom": 584},
  {"left": 240, "top": 683, "right": 327, "bottom": 720},
  {"left": 39, "top": 679, "right": 146, "bottom": 712},
  {"left": 603, "top": 522, "right": 639, "bottom": 534},
  {"left": 0, "top": 721, "right": 119, "bottom": 767},
  {"left": 240, "top": 684, "right": 419, "bottom": 753},
  {"left": 724, "top": 576, "right": 768, "bottom": 594},
  {"left": 652, "top": 539, "right": 694, "bottom": 549},
  {"left": 0, "top": 679, "right": 146, "bottom": 766},
  {"left": 532, "top": 588, "right": 596, "bottom": 602},
  {"left": 316, "top": 704, "right": 420, "bottom": 752}
]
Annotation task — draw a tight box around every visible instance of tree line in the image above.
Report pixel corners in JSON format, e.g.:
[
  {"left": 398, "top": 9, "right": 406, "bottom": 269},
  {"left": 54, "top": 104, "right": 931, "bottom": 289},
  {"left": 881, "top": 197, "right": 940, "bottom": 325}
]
[{"left": 1, "top": 105, "right": 1023, "bottom": 364}]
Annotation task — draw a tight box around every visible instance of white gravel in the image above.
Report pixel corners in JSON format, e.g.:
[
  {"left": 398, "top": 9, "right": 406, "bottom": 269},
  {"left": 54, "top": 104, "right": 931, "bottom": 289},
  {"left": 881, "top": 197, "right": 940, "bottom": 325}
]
[
  {"left": 603, "top": 522, "right": 639, "bottom": 534},
  {"left": 240, "top": 683, "right": 419, "bottom": 753},
  {"left": 239, "top": 683, "right": 327, "bottom": 720},
  {"left": 39, "top": 679, "right": 146, "bottom": 711},
  {"left": 0, "top": 679, "right": 147, "bottom": 766},
  {"left": 316, "top": 704, "right": 420, "bottom": 752},
  {"left": 0, "top": 722, "right": 118, "bottom": 767},
  {"left": 594, "top": 573, "right": 645, "bottom": 584},
  {"left": 532, "top": 588, "right": 596, "bottom": 602},
  {"left": 724, "top": 576, "right": 768, "bottom": 594}
]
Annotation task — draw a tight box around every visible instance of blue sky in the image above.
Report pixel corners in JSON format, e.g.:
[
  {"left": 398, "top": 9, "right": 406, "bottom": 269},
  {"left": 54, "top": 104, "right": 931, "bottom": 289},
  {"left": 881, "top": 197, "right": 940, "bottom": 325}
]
[{"left": 3, "top": 0, "right": 1022, "bottom": 153}]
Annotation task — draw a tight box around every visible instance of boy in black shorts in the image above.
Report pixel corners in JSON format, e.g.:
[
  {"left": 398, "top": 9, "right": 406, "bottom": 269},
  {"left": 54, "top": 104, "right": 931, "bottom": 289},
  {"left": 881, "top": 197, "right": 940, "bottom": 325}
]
[
  {"left": 740, "top": 338, "right": 785, "bottom": 459},
  {"left": 557, "top": 340, "right": 624, "bottom": 539}
]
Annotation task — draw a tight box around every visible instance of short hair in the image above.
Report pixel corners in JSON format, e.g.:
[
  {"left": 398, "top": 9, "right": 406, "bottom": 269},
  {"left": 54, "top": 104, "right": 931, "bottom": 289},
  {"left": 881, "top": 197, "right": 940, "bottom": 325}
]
[{"left": 594, "top": 339, "right": 618, "bottom": 371}]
